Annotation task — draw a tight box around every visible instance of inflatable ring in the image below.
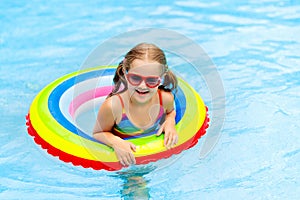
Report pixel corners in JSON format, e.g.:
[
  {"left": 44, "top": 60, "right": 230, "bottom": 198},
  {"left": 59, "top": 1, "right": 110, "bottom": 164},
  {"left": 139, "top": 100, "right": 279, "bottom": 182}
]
[{"left": 26, "top": 66, "right": 209, "bottom": 171}]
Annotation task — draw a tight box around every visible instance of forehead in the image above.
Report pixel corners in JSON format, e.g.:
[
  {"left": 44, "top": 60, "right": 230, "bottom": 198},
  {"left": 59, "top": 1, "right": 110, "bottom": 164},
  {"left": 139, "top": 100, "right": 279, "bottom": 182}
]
[{"left": 129, "top": 59, "right": 164, "bottom": 75}]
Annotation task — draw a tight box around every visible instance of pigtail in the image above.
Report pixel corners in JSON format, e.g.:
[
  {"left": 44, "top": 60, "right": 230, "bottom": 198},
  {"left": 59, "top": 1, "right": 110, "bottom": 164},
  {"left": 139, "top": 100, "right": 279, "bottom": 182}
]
[
  {"left": 159, "top": 66, "right": 178, "bottom": 93},
  {"left": 107, "top": 60, "right": 128, "bottom": 98}
]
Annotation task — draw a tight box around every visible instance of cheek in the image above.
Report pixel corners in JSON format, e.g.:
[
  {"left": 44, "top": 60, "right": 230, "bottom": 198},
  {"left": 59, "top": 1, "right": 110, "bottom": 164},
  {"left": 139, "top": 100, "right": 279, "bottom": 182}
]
[
  {"left": 148, "top": 87, "right": 158, "bottom": 94},
  {"left": 127, "top": 84, "right": 136, "bottom": 91}
]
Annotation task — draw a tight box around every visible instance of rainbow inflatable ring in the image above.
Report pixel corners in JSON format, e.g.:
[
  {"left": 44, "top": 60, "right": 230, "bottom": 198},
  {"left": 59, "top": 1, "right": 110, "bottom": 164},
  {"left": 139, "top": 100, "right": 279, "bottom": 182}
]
[{"left": 26, "top": 66, "right": 209, "bottom": 171}]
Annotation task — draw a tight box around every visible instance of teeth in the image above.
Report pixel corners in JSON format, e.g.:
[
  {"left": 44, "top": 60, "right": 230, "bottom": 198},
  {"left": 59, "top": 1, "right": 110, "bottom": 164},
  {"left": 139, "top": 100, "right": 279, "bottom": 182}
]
[{"left": 136, "top": 89, "right": 149, "bottom": 94}]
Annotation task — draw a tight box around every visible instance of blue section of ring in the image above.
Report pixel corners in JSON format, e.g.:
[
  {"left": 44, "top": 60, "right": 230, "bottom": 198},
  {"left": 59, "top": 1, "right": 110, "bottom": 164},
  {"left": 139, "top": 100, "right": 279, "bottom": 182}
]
[{"left": 48, "top": 68, "right": 186, "bottom": 141}]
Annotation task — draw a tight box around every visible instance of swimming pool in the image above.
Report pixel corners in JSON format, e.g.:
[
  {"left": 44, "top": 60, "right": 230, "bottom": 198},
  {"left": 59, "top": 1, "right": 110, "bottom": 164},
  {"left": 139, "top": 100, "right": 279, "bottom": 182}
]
[{"left": 1, "top": 0, "right": 300, "bottom": 199}]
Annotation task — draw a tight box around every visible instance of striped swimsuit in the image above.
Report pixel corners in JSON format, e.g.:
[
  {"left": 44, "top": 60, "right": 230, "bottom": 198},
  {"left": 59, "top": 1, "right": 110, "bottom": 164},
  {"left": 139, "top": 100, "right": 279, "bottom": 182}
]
[{"left": 113, "top": 90, "right": 165, "bottom": 139}]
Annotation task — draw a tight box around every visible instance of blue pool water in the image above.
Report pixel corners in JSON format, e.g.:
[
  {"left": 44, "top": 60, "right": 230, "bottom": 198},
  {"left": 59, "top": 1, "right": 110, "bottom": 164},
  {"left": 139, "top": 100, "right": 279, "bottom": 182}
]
[{"left": 1, "top": 0, "right": 300, "bottom": 199}]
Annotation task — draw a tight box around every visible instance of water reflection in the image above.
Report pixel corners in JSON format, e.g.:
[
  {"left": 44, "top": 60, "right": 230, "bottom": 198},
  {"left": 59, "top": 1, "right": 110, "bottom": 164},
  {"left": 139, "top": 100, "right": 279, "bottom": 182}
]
[{"left": 111, "top": 165, "right": 156, "bottom": 199}]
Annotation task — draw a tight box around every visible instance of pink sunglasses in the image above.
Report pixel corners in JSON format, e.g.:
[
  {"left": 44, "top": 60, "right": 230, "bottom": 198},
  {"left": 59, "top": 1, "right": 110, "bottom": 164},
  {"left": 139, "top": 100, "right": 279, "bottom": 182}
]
[{"left": 126, "top": 73, "right": 162, "bottom": 88}]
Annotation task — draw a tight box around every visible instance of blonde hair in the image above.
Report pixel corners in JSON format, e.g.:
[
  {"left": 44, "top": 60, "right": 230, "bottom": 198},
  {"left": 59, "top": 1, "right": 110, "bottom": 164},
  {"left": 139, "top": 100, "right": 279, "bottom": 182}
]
[{"left": 108, "top": 43, "right": 178, "bottom": 97}]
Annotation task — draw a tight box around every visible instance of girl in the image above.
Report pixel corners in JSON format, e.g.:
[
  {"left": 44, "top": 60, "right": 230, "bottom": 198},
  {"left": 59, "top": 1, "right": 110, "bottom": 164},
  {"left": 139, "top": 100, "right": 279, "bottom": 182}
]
[{"left": 93, "top": 43, "right": 178, "bottom": 167}]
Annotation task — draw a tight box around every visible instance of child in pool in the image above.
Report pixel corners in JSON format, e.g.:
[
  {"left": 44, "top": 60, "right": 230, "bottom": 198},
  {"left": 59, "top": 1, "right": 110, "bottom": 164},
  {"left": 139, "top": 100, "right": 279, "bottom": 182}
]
[{"left": 93, "top": 43, "right": 178, "bottom": 167}]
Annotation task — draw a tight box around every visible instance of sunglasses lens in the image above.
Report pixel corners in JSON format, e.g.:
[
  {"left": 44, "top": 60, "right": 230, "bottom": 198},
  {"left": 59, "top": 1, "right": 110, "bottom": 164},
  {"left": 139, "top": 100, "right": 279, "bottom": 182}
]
[
  {"left": 128, "top": 74, "right": 142, "bottom": 85},
  {"left": 146, "top": 77, "right": 160, "bottom": 87}
]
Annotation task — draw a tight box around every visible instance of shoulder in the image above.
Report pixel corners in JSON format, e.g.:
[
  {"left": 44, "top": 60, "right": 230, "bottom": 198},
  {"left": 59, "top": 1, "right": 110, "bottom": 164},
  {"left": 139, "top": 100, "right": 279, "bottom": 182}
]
[
  {"left": 160, "top": 89, "right": 174, "bottom": 102},
  {"left": 159, "top": 89, "right": 174, "bottom": 109},
  {"left": 100, "top": 95, "right": 123, "bottom": 119},
  {"left": 94, "top": 95, "right": 123, "bottom": 133}
]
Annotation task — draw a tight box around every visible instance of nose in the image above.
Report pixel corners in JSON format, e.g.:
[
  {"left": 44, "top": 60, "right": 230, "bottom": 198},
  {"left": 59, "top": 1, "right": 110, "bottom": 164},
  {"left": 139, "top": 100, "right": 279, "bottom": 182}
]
[{"left": 138, "top": 79, "right": 147, "bottom": 88}]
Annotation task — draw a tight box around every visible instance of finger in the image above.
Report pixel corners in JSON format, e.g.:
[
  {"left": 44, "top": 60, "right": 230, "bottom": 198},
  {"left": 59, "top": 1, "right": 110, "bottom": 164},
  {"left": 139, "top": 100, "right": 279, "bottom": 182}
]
[
  {"left": 119, "top": 157, "right": 128, "bottom": 167},
  {"left": 164, "top": 132, "right": 171, "bottom": 148},
  {"left": 171, "top": 135, "right": 178, "bottom": 147},
  {"left": 121, "top": 150, "right": 135, "bottom": 166},
  {"left": 115, "top": 153, "right": 125, "bottom": 166},
  {"left": 174, "top": 135, "right": 178, "bottom": 145},
  {"left": 129, "top": 152, "right": 136, "bottom": 165},
  {"left": 122, "top": 155, "right": 131, "bottom": 166},
  {"left": 119, "top": 159, "right": 125, "bottom": 167},
  {"left": 130, "top": 143, "right": 136, "bottom": 152},
  {"left": 156, "top": 124, "right": 164, "bottom": 136},
  {"left": 166, "top": 133, "right": 177, "bottom": 149}
]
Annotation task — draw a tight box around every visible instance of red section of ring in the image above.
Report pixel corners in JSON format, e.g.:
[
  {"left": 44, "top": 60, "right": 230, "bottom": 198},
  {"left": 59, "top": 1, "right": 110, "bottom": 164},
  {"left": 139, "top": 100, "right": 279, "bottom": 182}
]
[{"left": 26, "top": 106, "right": 209, "bottom": 171}]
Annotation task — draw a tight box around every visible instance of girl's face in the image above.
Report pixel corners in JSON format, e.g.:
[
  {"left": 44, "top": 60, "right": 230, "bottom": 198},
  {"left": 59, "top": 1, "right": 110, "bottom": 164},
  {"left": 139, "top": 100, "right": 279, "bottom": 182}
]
[{"left": 126, "top": 59, "right": 164, "bottom": 104}]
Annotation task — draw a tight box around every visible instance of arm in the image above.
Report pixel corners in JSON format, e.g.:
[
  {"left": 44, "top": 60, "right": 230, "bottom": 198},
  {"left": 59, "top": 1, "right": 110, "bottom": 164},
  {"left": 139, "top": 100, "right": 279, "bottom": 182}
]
[
  {"left": 93, "top": 97, "right": 136, "bottom": 166},
  {"left": 156, "top": 91, "right": 178, "bottom": 149}
]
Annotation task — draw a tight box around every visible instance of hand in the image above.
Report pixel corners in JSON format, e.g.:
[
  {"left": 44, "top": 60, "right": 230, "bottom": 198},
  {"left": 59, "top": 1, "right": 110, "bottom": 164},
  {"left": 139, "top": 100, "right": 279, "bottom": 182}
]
[
  {"left": 111, "top": 138, "right": 136, "bottom": 167},
  {"left": 156, "top": 119, "right": 178, "bottom": 149}
]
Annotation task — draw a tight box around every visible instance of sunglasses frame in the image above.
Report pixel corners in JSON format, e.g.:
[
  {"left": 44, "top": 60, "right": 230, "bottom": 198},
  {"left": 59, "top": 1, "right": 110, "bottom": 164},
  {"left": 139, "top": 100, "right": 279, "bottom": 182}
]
[{"left": 125, "top": 73, "right": 162, "bottom": 88}]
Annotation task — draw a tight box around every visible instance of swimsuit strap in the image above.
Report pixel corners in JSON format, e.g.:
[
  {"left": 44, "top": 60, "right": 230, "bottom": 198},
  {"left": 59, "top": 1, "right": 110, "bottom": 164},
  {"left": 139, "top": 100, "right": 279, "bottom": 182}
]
[
  {"left": 116, "top": 94, "right": 125, "bottom": 113},
  {"left": 158, "top": 89, "right": 163, "bottom": 106}
]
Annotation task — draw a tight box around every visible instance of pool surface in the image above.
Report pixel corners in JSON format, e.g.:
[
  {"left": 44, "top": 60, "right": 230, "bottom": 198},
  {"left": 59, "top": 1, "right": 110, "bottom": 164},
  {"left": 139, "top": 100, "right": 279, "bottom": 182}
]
[{"left": 1, "top": 0, "right": 300, "bottom": 199}]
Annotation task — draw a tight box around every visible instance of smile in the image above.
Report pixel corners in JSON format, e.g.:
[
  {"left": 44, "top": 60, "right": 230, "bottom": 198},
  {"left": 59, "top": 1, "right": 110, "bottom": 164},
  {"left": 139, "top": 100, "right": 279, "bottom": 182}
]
[{"left": 135, "top": 89, "right": 149, "bottom": 95}]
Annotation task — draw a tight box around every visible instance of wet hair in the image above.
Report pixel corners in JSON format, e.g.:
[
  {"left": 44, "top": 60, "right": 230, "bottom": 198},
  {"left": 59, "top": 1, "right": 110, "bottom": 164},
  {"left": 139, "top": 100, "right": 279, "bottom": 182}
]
[{"left": 108, "top": 43, "right": 178, "bottom": 97}]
